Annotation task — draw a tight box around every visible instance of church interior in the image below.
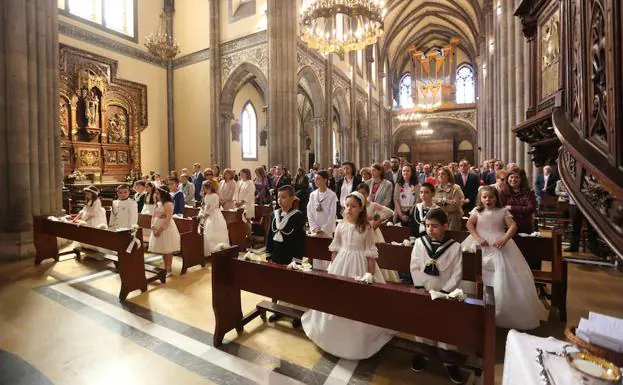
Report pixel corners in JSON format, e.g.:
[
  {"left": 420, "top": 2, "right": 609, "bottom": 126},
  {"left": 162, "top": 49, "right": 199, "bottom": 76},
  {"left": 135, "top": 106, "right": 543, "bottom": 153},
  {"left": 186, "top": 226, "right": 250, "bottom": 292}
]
[{"left": 1, "top": 0, "right": 623, "bottom": 384}]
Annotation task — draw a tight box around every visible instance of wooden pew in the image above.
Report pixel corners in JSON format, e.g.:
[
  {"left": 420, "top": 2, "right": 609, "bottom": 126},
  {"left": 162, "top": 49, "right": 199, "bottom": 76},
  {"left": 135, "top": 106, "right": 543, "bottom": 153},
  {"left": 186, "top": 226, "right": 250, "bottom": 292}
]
[
  {"left": 221, "top": 209, "right": 249, "bottom": 251},
  {"left": 211, "top": 246, "right": 495, "bottom": 385},
  {"left": 250, "top": 205, "right": 272, "bottom": 245},
  {"left": 33, "top": 216, "right": 164, "bottom": 300},
  {"left": 379, "top": 225, "right": 410, "bottom": 243},
  {"left": 137, "top": 213, "right": 205, "bottom": 274},
  {"left": 184, "top": 206, "right": 200, "bottom": 218}
]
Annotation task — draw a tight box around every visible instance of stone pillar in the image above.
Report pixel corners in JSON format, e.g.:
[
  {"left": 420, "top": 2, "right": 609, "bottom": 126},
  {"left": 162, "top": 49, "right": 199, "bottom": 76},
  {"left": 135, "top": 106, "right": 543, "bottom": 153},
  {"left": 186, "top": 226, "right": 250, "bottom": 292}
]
[
  {"left": 209, "top": 0, "right": 223, "bottom": 166},
  {"left": 268, "top": 0, "right": 298, "bottom": 168},
  {"left": 313, "top": 117, "right": 324, "bottom": 165},
  {"left": 165, "top": 0, "right": 175, "bottom": 171},
  {"left": 322, "top": 54, "right": 334, "bottom": 167},
  {"left": 484, "top": 2, "right": 495, "bottom": 159},
  {"left": 0, "top": 0, "right": 62, "bottom": 260},
  {"left": 350, "top": 52, "right": 357, "bottom": 164},
  {"left": 499, "top": 0, "right": 508, "bottom": 162},
  {"left": 515, "top": 8, "right": 526, "bottom": 166},
  {"left": 506, "top": 0, "right": 516, "bottom": 162}
]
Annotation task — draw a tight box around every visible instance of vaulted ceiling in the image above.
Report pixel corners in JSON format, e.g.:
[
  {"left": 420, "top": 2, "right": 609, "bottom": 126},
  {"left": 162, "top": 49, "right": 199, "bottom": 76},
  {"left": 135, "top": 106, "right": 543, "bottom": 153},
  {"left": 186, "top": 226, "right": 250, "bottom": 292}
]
[{"left": 380, "top": 0, "right": 484, "bottom": 77}]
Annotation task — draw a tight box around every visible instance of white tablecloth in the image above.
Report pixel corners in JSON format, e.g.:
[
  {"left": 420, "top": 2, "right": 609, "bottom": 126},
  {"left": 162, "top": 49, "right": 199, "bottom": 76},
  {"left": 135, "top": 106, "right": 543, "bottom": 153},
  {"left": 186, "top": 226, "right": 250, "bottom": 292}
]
[{"left": 503, "top": 330, "right": 582, "bottom": 385}]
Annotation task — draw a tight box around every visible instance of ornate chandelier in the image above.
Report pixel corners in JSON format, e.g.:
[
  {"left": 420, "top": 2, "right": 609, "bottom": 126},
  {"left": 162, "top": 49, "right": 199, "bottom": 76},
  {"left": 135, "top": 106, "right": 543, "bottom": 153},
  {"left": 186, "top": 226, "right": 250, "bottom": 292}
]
[
  {"left": 145, "top": 11, "right": 180, "bottom": 60},
  {"left": 300, "top": 0, "right": 385, "bottom": 54}
]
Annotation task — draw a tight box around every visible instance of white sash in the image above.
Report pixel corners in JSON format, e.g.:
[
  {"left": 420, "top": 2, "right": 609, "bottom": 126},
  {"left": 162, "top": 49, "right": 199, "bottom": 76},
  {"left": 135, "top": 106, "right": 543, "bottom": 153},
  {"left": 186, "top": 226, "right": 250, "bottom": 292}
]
[{"left": 272, "top": 209, "right": 300, "bottom": 242}]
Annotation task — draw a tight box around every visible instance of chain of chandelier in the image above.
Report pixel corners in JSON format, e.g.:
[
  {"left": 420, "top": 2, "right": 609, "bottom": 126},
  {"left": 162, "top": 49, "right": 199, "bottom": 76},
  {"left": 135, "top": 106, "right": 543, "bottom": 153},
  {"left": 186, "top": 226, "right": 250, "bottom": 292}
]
[{"left": 301, "top": 0, "right": 386, "bottom": 54}]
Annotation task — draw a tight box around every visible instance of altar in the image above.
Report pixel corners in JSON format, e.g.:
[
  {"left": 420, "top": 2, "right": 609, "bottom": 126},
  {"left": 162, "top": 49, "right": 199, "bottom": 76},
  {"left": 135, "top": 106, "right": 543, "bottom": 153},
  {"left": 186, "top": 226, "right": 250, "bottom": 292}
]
[{"left": 59, "top": 45, "right": 147, "bottom": 183}]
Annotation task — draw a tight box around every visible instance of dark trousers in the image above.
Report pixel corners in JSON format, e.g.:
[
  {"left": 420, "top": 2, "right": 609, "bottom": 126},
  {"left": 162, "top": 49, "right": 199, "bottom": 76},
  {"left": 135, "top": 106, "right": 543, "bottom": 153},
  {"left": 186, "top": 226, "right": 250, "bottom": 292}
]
[{"left": 569, "top": 204, "right": 597, "bottom": 250}]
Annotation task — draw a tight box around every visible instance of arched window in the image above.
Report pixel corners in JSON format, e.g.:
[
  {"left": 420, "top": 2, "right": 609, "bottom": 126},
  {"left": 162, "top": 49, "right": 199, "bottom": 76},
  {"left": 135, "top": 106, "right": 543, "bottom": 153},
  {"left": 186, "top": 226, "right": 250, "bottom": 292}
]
[
  {"left": 399, "top": 73, "right": 412, "bottom": 108},
  {"left": 60, "top": 0, "right": 136, "bottom": 39},
  {"left": 456, "top": 65, "right": 475, "bottom": 104},
  {"left": 241, "top": 102, "right": 257, "bottom": 160}
]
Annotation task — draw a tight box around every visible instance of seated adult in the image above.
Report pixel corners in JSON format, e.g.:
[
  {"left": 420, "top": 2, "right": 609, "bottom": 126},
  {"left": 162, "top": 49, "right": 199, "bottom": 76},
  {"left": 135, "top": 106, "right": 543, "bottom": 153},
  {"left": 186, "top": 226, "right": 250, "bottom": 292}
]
[
  {"left": 432, "top": 166, "right": 465, "bottom": 231},
  {"left": 365, "top": 163, "right": 394, "bottom": 208},
  {"left": 499, "top": 168, "right": 536, "bottom": 234}
]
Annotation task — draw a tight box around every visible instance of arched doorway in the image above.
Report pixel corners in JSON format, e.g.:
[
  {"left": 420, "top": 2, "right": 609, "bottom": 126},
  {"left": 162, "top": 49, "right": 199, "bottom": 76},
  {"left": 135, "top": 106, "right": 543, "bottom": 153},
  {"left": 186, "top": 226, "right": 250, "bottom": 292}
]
[{"left": 392, "top": 119, "right": 476, "bottom": 164}]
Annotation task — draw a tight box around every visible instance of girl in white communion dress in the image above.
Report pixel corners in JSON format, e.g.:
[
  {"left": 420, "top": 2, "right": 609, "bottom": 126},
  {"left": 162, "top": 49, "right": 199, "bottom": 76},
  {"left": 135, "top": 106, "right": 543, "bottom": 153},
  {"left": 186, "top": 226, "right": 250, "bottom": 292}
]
[{"left": 463, "top": 186, "right": 546, "bottom": 330}]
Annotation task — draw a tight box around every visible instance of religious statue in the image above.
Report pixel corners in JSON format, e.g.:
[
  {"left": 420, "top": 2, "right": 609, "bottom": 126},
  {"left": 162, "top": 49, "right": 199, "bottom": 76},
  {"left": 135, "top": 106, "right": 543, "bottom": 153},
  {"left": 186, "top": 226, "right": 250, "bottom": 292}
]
[
  {"left": 59, "top": 101, "right": 68, "bottom": 138},
  {"left": 75, "top": 87, "right": 89, "bottom": 129},
  {"left": 87, "top": 89, "right": 99, "bottom": 128},
  {"left": 108, "top": 113, "right": 128, "bottom": 144}
]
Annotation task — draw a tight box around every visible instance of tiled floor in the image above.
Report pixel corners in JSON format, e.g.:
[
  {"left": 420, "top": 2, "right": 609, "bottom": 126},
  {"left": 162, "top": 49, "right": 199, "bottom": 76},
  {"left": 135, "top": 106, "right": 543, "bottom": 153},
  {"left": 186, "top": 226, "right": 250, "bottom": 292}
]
[{"left": 1, "top": 246, "right": 622, "bottom": 385}]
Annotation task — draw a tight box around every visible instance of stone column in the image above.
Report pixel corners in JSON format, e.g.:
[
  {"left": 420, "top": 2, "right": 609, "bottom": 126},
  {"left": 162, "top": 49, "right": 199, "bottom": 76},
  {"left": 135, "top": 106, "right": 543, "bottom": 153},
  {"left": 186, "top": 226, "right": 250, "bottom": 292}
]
[
  {"left": 165, "top": 0, "right": 175, "bottom": 171},
  {"left": 209, "top": 0, "right": 223, "bottom": 166},
  {"left": 499, "top": 0, "right": 508, "bottom": 162},
  {"left": 268, "top": 0, "right": 298, "bottom": 168},
  {"left": 0, "top": 0, "right": 62, "bottom": 260},
  {"left": 515, "top": 9, "right": 526, "bottom": 166},
  {"left": 350, "top": 52, "right": 357, "bottom": 164},
  {"left": 484, "top": 2, "right": 495, "bottom": 159},
  {"left": 313, "top": 117, "right": 323, "bottom": 165},
  {"left": 322, "top": 54, "right": 334, "bottom": 167},
  {"left": 506, "top": 0, "right": 516, "bottom": 162}
]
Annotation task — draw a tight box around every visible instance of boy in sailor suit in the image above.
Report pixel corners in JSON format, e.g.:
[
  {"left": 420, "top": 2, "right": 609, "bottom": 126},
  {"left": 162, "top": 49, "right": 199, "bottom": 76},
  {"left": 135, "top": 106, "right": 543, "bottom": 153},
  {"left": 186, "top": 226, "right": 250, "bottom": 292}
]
[
  {"left": 409, "top": 208, "right": 465, "bottom": 385},
  {"left": 266, "top": 185, "right": 306, "bottom": 327},
  {"left": 109, "top": 184, "right": 138, "bottom": 230}
]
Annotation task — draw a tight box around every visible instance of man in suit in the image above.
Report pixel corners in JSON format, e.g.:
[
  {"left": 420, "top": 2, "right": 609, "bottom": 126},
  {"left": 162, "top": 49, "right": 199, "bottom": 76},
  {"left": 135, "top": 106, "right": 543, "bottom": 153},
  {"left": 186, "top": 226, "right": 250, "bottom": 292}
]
[
  {"left": 455, "top": 159, "right": 480, "bottom": 212},
  {"left": 535, "top": 165, "right": 558, "bottom": 211},
  {"left": 480, "top": 159, "right": 497, "bottom": 185},
  {"left": 384, "top": 156, "right": 400, "bottom": 184},
  {"left": 191, "top": 163, "right": 204, "bottom": 203},
  {"left": 272, "top": 165, "right": 291, "bottom": 201}
]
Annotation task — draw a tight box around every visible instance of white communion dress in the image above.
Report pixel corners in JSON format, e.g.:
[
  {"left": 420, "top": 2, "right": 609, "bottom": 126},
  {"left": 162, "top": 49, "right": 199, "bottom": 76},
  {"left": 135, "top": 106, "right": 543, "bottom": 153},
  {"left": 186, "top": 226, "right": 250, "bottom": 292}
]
[
  {"left": 366, "top": 202, "right": 400, "bottom": 283},
  {"left": 462, "top": 207, "right": 546, "bottom": 330},
  {"left": 302, "top": 222, "right": 395, "bottom": 359},
  {"left": 199, "top": 193, "right": 230, "bottom": 255},
  {"left": 148, "top": 202, "right": 181, "bottom": 254}
]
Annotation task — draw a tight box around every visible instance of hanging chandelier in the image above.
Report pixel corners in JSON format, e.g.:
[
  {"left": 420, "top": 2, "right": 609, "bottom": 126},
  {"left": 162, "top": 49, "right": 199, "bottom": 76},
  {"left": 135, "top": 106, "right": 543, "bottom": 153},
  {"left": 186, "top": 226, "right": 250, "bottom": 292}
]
[
  {"left": 300, "top": 0, "right": 386, "bottom": 55},
  {"left": 145, "top": 11, "right": 180, "bottom": 60}
]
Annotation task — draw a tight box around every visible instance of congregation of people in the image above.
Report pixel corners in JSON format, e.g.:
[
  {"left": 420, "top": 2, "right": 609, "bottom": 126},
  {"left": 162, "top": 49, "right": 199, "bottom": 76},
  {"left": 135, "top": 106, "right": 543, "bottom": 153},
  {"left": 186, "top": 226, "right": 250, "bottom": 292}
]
[{"left": 72, "top": 156, "right": 576, "bottom": 384}]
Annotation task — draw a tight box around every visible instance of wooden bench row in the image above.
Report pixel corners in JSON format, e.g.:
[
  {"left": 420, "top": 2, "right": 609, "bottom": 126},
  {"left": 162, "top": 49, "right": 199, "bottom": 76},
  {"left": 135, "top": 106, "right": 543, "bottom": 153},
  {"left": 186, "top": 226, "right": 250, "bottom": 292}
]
[{"left": 211, "top": 244, "right": 496, "bottom": 385}]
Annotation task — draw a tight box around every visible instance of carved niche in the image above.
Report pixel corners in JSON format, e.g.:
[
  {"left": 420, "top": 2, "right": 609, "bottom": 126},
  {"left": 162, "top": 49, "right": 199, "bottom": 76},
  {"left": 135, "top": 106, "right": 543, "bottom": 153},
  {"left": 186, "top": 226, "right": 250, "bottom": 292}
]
[{"left": 59, "top": 44, "right": 147, "bottom": 182}]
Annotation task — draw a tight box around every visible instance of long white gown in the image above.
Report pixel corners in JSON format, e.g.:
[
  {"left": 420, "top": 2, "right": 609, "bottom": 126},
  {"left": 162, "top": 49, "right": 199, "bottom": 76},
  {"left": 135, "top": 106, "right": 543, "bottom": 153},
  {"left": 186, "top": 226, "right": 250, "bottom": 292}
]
[
  {"left": 302, "top": 222, "right": 395, "bottom": 360},
  {"left": 148, "top": 202, "right": 181, "bottom": 254},
  {"left": 234, "top": 179, "right": 256, "bottom": 220},
  {"left": 199, "top": 193, "right": 230, "bottom": 255},
  {"left": 462, "top": 207, "right": 546, "bottom": 330}
]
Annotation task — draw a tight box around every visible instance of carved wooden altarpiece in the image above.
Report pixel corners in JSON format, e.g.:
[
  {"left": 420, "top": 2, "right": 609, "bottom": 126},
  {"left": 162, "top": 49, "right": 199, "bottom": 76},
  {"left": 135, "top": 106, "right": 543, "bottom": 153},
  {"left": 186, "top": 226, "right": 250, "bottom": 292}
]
[{"left": 59, "top": 44, "right": 147, "bottom": 182}]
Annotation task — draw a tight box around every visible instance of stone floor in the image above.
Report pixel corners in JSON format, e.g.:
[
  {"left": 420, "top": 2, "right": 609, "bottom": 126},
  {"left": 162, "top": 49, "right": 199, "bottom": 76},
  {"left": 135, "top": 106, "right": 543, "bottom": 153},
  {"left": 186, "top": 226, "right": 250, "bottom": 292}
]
[{"left": 0, "top": 247, "right": 621, "bottom": 385}]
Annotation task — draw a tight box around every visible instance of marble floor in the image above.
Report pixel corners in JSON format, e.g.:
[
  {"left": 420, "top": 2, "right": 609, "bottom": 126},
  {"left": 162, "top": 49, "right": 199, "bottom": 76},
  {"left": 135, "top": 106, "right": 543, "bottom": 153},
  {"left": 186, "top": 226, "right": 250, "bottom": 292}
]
[{"left": 0, "top": 246, "right": 622, "bottom": 385}]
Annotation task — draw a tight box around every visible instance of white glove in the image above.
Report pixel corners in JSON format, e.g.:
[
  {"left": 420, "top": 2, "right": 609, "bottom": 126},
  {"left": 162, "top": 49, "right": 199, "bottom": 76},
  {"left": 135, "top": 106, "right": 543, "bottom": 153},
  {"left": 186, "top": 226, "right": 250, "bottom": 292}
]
[
  {"left": 356, "top": 272, "right": 374, "bottom": 284},
  {"left": 287, "top": 261, "right": 300, "bottom": 270}
]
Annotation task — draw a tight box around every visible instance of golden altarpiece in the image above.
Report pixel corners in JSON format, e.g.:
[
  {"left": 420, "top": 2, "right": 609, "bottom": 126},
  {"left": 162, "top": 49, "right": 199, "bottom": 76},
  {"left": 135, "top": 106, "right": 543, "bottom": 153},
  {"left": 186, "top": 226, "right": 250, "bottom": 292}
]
[{"left": 59, "top": 45, "right": 147, "bottom": 186}]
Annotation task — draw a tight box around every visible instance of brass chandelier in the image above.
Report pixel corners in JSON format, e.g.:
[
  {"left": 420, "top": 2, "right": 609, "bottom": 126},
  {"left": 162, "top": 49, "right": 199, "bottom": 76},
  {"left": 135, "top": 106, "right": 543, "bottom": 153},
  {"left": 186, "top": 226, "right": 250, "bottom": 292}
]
[
  {"left": 300, "top": 0, "right": 386, "bottom": 54},
  {"left": 145, "top": 11, "right": 180, "bottom": 60}
]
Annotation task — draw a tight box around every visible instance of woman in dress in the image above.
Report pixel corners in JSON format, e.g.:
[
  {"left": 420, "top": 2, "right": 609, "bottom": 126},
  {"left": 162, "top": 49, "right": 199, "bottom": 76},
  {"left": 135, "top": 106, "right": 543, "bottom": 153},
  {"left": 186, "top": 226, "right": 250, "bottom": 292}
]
[
  {"left": 302, "top": 191, "right": 395, "bottom": 359},
  {"left": 234, "top": 168, "right": 256, "bottom": 221},
  {"left": 148, "top": 185, "right": 181, "bottom": 275},
  {"left": 254, "top": 167, "right": 272, "bottom": 205},
  {"left": 464, "top": 186, "right": 545, "bottom": 329},
  {"left": 499, "top": 168, "right": 537, "bottom": 234},
  {"left": 199, "top": 180, "right": 230, "bottom": 256},
  {"left": 336, "top": 162, "right": 362, "bottom": 217},
  {"left": 432, "top": 167, "right": 465, "bottom": 231},
  {"left": 393, "top": 163, "right": 419, "bottom": 226},
  {"left": 219, "top": 169, "right": 236, "bottom": 210}
]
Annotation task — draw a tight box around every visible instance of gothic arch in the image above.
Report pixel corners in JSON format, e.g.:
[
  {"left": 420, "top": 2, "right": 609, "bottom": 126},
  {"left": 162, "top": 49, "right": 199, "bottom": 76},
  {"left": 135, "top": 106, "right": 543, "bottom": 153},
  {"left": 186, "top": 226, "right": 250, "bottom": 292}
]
[
  {"left": 220, "top": 62, "right": 268, "bottom": 167},
  {"left": 297, "top": 65, "right": 325, "bottom": 118}
]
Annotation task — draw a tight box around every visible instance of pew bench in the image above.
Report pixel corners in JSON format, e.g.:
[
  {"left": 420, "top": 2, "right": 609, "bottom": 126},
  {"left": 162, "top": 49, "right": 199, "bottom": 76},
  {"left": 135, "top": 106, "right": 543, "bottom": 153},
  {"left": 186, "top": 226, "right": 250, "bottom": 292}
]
[
  {"left": 211, "top": 246, "right": 495, "bottom": 385},
  {"left": 33, "top": 216, "right": 165, "bottom": 300},
  {"left": 137, "top": 214, "right": 205, "bottom": 274},
  {"left": 221, "top": 209, "right": 250, "bottom": 251}
]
